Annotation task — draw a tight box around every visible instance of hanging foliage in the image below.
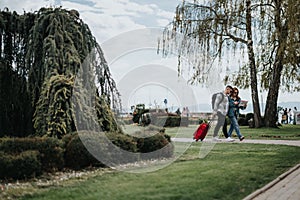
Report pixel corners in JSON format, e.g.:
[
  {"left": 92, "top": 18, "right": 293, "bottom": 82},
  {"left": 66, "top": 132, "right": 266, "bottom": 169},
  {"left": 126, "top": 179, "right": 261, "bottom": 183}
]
[
  {"left": 160, "top": 0, "right": 300, "bottom": 127},
  {"left": 0, "top": 7, "right": 121, "bottom": 138}
]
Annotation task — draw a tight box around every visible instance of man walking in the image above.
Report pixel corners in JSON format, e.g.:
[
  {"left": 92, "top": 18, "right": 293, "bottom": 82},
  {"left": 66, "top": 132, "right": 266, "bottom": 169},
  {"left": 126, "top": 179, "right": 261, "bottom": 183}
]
[{"left": 212, "top": 85, "right": 233, "bottom": 141}]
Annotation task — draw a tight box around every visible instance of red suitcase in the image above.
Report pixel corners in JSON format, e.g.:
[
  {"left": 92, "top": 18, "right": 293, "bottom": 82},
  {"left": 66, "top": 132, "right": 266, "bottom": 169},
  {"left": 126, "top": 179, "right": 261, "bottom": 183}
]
[{"left": 193, "top": 122, "right": 211, "bottom": 141}]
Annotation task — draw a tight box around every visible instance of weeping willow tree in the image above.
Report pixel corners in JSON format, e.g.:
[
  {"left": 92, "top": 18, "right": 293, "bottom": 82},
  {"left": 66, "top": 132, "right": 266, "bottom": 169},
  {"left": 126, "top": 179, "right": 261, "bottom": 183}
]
[
  {"left": 160, "top": 0, "right": 300, "bottom": 127},
  {"left": 0, "top": 7, "right": 121, "bottom": 138}
]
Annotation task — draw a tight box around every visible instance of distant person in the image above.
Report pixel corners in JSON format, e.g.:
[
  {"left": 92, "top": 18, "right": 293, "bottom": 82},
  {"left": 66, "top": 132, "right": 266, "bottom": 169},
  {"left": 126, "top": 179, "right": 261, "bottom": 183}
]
[
  {"left": 283, "top": 108, "right": 288, "bottom": 124},
  {"left": 181, "top": 107, "right": 187, "bottom": 116},
  {"left": 176, "top": 108, "right": 181, "bottom": 116},
  {"left": 212, "top": 85, "right": 233, "bottom": 141},
  {"left": 227, "top": 87, "right": 245, "bottom": 141},
  {"left": 288, "top": 108, "right": 294, "bottom": 124},
  {"left": 293, "top": 107, "right": 297, "bottom": 125},
  {"left": 181, "top": 107, "right": 190, "bottom": 118},
  {"left": 186, "top": 107, "right": 190, "bottom": 118}
]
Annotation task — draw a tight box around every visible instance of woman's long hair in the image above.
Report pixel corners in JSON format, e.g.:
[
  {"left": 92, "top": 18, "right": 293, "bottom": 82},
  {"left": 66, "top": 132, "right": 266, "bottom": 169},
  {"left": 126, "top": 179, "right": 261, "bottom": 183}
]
[{"left": 232, "top": 87, "right": 241, "bottom": 100}]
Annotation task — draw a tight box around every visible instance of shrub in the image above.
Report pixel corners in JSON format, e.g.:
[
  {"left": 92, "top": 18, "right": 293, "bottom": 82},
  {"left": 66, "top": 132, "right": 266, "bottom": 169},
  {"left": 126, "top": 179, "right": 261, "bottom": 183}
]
[
  {"left": 64, "top": 133, "right": 105, "bottom": 170},
  {"left": 0, "top": 130, "right": 174, "bottom": 177},
  {"left": 246, "top": 113, "right": 254, "bottom": 121},
  {"left": 136, "top": 132, "right": 174, "bottom": 160},
  {"left": 105, "top": 132, "right": 141, "bottom": 164},
  {"left": 64, "top": 131, "right": 142, "bottom": 168},
  {"left": 153, "top": 116, "right": 187, "bottom": 127},
  {"left": 0, "top": 150, "right": 42, "bottom": 179},
  {"left": 106, "top": 132, "right": 138, "bottom": 152},
  {"left": 165, "top": 116, "right": 181, "bottom": 127},
  {"left": 238, "top": 117, "right": 249, "bottom": 126},
  {"left": 0, "top": 137, "right": 64, "bottom": 171},
  {"left": 239, "top": 114, "right": 246, "bottom": 118}
]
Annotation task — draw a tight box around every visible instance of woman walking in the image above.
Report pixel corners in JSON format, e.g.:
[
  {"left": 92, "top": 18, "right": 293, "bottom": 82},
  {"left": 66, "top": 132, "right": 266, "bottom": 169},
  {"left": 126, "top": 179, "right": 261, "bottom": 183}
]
[{"left": 227, "top": 87, "right": 245, "bottom": 141}]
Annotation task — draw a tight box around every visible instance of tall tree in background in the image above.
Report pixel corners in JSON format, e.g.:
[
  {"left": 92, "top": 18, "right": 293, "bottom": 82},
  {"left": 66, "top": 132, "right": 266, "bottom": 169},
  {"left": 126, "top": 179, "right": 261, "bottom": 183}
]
[
  {"left": 0, "top": 7, "right": 121, "bottom": 138},
  {"left": 161, "top": 0, "right": 300, "bottom": 127},
  {"left": 261, "top": 0, "right": 300, "bottom": 127}
]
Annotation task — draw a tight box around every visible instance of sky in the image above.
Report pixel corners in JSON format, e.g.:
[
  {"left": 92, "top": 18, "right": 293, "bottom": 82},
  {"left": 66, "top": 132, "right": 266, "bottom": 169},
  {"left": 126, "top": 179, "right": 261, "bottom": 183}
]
[{"left": 1, "top": 0, "right": 299, "bottom": 112}]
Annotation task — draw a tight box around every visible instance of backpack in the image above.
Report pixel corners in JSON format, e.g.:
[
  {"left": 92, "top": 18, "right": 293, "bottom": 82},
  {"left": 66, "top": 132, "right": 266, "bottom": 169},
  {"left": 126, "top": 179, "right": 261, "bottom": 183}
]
[{"left": 211, "top": 92, "right": 224, "bottom": 110}]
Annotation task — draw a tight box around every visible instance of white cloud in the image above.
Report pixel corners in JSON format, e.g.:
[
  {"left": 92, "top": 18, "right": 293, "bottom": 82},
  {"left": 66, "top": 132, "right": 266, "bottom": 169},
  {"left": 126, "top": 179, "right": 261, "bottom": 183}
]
[
  {"left": 61, "top": 0, "right": 163, "bottom": 42},
  {"left": 80, "top": 11, "right": 146, "bottom": 42},
  {"left": 91, "top": 0, "right": 154, "bottom": 17},
  {"left": 0, "top": 0, "right": 176, "bottom": 42},
  {"left": 61, "top": 1, "right": 96, "bottom": 12},
  {"left": 0, "top": 0, "right": 47, "bottom": 13},
  {"left": 156, "top": 9, "right": 174, "bottom": 19},
  {"left": 156, "top": 18, "right": 172, "bottom": 27}
]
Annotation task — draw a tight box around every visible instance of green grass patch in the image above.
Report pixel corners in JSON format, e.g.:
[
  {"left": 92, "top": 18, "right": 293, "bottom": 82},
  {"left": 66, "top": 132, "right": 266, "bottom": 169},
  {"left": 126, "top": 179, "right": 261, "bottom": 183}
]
[
  {"left": 165, "top": 124, "right": 300, "bottom": 140},
  {"left": 240, "top": 124, "right": 300, "bottom": 140},
  {"left": 11, "top": 143, "right": 300, "bottom": 200}
]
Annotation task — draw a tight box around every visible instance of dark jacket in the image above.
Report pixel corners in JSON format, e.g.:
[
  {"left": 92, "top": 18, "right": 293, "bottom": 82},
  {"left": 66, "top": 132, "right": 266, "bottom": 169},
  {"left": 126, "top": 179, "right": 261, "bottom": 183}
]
[{"left": 228, "top": 97, "right": 241, "bottom": 117}]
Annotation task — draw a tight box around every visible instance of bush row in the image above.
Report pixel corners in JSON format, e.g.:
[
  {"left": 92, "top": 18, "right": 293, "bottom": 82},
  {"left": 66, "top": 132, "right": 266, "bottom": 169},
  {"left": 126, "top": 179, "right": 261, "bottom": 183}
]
[
  {"left": 0, "top": 131, "right": 174, "bottom": 180},
  {"left": 0, "top": 150, "right": 41, "bottom": 179},
  {"left": 238, "top": 113, "right": 255, "bottom": 126},
  {"left": 151, "top": 116, "right": 189, "bottom": 127},
  {"left": 0, "top": 137, "right": 64, "bottom": 171},
  {"left": 121, "top": 116, "right": 189, "bottom": 127}
]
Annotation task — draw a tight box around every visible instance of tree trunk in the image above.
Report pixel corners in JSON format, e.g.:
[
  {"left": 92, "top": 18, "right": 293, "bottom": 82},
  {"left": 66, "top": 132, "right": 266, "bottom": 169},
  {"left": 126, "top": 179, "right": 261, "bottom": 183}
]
[
  {"left": 246, "top": 0, "right": 262, "bottom": 127},
  {"left": 264, "top": 3, "right": 288, "bottom": 127},
  {"left": 264, "top": 63, "right": 282, "bottom": 127}
]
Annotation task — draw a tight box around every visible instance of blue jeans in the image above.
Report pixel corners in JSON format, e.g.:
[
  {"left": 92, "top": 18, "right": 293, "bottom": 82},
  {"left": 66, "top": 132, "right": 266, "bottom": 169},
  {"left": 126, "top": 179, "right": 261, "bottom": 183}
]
[{"left": 228, "top": 116, "right": 243, "bottom": 139}]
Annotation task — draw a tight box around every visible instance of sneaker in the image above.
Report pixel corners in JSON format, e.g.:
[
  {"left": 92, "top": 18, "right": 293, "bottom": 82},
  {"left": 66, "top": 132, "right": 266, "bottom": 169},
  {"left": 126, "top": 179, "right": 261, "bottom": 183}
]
[
  {"left": 226, "top": 137, "right": 235, "bottom": 142},
  {"left": 212, "top": 137, "right": 220, "bottom": 142},
  {"left": 239, "top": 136, "right": 245, "bottom": 141}
]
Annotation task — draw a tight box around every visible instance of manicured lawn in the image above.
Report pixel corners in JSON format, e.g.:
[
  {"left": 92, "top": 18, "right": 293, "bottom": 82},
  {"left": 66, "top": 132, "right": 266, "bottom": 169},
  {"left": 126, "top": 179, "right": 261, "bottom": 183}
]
[
  {"left": 17, "top": 142, "right": 300, "bottom": 200},
  {"left": 240, "top": 124, "right": 300, "bottom": 140},
  {"left": 166, "top": 124, "right": 300, "bottom": 140}
]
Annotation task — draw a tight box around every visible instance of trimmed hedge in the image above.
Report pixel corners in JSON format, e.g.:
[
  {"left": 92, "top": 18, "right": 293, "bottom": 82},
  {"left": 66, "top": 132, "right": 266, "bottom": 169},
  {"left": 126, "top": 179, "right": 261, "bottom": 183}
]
[
  {"left": 107, "top": 132, "right": 139, "bottom": 164},
  {"left": 152, "top": 116, "right": 189, "bottom": 127},
  {"left": 245, "top": 113, "right": 254, "bottom": 121},
  {"left": 63, "top": 133, "right": 106, "bottom": 170},
  {"left": 237, "top": 113, "right": 255, "bottom": 126},
  {"left": 106, "top": 132, "right": 138, "bottom": 153},
  {"left": 64, "top": 131, "right": 173, "bottom": 168},
  {"left": 136, "top": 133, "right": 170, "bottom": 152},
  {"left": 136, "top": 132, "right": 174, "bottom": 160},
  {"left": 0, "top": 150, "right": 42, "bottom": 179},
  {"left": 0, "top": 130, "right": 174, "bottom": 180},
  {"left": 0, "top": 137, "right": 64, "bottom": 171},
  {"left": 238, "top": 117, "right": 249, "bottom": 126}
]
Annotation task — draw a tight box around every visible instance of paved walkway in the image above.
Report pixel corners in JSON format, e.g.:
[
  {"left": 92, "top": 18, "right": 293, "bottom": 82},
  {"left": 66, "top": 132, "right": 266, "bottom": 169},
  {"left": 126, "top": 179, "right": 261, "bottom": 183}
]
[
  {"left": 172, "top": 138, "right": 300, "bottom": 147},
  {"left": 172, "top": 138, "right": 300, "bottom": 200}
]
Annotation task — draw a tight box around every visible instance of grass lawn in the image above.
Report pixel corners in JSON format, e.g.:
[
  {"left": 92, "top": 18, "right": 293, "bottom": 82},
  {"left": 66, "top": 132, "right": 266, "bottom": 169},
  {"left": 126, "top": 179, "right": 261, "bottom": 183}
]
[
  {"left": 165, "top": 124, "right": 300, "bottom": 140},
  {"left": 240, "top": 124, "right": 300, "bottom": 140},
  {"left": 8, "top": 142, "right": 300, "bottom": 200}
]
